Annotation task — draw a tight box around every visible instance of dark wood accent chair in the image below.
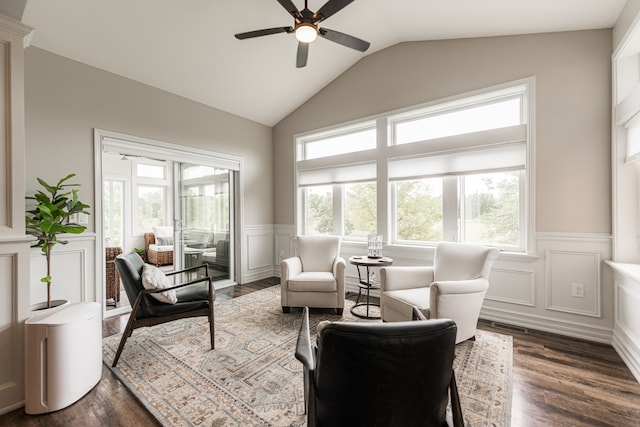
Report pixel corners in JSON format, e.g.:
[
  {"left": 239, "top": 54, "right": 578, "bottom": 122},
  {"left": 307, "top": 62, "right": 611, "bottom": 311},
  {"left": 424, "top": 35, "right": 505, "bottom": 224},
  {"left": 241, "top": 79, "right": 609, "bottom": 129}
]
[
  {"left": 295, "top": 306, "right": 463, "bottom": 427},
  {"left": 112, "top": 252, "right": 215, "bottom": 367}
]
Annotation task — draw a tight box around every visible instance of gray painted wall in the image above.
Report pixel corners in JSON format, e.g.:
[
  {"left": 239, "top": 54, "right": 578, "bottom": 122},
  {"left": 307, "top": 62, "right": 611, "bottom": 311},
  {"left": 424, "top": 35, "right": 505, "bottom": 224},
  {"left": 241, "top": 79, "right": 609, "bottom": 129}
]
[
  {"left": 273, "top": 30, "right": 612, "bottom": 234},
  {"left": 24, "top": 47, "right": 274, "bottom": 230}
]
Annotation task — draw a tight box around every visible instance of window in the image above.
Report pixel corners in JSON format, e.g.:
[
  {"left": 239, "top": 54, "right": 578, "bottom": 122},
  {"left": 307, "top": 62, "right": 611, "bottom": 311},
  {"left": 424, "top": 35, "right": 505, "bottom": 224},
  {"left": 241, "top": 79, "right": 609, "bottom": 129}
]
[
  {"left": 136, "top": 185, "right": 166, "bottom": 230},
  {"left": 298, "top": 124, "right": 376, "bottom": 160},
  {"left": 296, "top": 79, "right": 533, "bottom": 252},
  {"left": 344, "top": 182, "right": 377, "bottom": 238},
  {"left": 133, "top": 159, "right": 171, "bottom": 235},
  {"left": 303, "top": 185, "right": 333, "bottom": 235},
  {"left": 103, "top": 180, "right": 124, "bottom": 246},
  {"left": 394, "top": 177, "right": 443, "bottom": 242}
]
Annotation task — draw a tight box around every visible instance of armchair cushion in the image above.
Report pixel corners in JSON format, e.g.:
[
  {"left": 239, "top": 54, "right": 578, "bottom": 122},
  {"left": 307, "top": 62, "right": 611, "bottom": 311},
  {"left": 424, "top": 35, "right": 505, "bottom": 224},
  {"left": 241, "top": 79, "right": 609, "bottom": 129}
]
[
  {"left": 298, "top": 235, "right": 341, "bottom": 272},
  {"left": 288, "top": 272, "right": 338, "bottom": 292},
  {"left": 152, "top": 226, "right": 174, "bottom": 246},
  {"left": 141, "top": 264, "right": 177, "bottom": 304},
  {"left": 148, "top": 244, "right": 173, "bottom": 252},
  {"left": 384, "top": 288, "right": 431, "bottom": 319}
]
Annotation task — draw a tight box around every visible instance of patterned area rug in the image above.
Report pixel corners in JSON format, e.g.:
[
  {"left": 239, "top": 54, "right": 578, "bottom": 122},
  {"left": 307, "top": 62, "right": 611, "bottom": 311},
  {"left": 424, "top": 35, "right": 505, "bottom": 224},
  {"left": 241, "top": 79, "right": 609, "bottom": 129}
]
[{"left": 103, "top": 286, "right": 512, "bottom": 426}]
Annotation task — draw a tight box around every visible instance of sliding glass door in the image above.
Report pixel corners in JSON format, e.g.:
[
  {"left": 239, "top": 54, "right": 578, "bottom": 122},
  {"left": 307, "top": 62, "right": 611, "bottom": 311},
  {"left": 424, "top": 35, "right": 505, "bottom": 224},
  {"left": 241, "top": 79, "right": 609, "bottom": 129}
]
[
  {"left": 98, "top": 130, "right": 243, "bottom": 318},
  {"left": 175, "top": 163, "right": 234, "bottom": 284}
]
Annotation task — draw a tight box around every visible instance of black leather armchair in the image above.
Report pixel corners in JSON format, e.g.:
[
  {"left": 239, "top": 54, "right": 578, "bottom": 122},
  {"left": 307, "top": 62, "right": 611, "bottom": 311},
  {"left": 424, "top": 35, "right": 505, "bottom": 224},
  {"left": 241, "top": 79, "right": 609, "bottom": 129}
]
[
  {"left": 295, "top": 307, "right": 463, "bottom": 427},
  {"left": 112, "top": 252, "right": 215, "bottom": 367}
]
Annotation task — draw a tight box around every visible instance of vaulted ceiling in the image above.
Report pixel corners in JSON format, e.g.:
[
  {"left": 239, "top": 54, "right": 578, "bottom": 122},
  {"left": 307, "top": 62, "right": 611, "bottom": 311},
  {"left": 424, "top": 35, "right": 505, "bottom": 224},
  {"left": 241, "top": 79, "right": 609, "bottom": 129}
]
[{"left": 21, "top": 0, "right": 626, "bottom": 126}]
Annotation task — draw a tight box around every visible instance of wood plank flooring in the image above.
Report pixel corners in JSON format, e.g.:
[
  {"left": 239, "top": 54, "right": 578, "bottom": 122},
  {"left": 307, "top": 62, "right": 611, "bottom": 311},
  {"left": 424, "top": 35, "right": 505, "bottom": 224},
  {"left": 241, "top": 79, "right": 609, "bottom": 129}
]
[{"left": 2, "top": 277, "right": 639, "bottom": 426}]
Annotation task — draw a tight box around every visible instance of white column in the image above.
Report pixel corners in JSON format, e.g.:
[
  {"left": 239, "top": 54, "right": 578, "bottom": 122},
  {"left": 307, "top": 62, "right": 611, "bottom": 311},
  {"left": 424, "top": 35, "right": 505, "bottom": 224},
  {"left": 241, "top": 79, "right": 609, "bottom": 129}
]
[{"left": 0, "top": 13, "right": 33, "bottom": 415}]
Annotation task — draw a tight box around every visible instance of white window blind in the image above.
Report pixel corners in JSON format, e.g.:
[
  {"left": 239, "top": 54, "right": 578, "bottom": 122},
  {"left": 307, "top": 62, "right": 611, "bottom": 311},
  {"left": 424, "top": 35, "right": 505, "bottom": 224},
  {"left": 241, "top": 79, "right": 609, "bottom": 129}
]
[{"left": 298, "top": 162, "right": 376, "bottom": 187}]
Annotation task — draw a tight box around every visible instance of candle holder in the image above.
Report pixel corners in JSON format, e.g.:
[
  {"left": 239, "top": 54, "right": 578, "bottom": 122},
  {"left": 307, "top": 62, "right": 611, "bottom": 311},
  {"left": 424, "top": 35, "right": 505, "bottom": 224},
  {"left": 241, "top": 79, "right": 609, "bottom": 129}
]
[{"left": 367, "top": 234, "right": 383, "bottom": 259}]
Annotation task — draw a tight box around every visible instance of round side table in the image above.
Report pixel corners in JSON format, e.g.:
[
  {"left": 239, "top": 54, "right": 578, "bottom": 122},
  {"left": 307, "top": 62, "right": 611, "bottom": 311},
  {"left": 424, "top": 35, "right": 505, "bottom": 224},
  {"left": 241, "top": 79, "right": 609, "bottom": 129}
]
[{"left": 349, "top": 256, "right": 393, "bottom": 319}]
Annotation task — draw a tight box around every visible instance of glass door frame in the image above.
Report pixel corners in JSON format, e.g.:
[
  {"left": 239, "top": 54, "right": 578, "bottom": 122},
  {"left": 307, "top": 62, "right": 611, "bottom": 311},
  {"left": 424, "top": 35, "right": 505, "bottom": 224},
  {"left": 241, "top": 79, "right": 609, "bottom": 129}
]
[
  {"left": 174, "top": 162, "right": 236, "bottom": 287},
  {"left": 95, "top": 128, "right": 243, "bottom": 319}
]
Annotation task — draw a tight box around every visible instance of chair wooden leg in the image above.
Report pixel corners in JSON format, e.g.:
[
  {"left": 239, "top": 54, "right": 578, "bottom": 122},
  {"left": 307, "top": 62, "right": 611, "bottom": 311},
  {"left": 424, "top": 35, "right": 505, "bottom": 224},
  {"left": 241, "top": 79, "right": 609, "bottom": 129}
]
[
  {"left": 112, "top": 314, "right": 137, "bottom": 367},
  {"left": 209, "top": 308, "right": 215, "bottom": 350},
  {"left": 450, "top": 370, "right": 464, "bottom": 427},
  {"left": 113, "top": 294, "right": 144, "bottom": 367}
]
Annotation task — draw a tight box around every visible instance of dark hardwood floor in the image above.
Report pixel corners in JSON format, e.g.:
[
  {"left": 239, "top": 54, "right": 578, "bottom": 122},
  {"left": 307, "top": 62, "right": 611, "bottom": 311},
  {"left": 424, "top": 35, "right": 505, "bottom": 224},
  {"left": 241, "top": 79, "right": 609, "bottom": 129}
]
[{"left": 2, "top": 277, "right": 640, "bottom": 426}]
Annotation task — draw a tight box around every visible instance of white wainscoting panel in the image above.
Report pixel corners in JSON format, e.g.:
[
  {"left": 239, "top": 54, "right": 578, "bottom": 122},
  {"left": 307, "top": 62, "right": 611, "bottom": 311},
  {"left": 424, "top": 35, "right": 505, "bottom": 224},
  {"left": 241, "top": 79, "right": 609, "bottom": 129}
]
[
  {"left": 0, "top": 238, "right": 32, "bottom": 415},
  {"left": 486, "top": 268, "right": 535, "bottom": 306},
  {"left": 481, "top": 233, "right": 613, "bottom": 343},
  {"left": 607, "top": 262, "right": 640, "bottom": 382},
  {"left": 274, "top": 224, "right": 295, "bottom": 273},
  {"left": 29, "top": 234, "right": 96, "bottom": 306},
  {"left": 545, "top": 249, "right": 601, "bottom": 317},
  {"left": 242, "top": 225, "right": 275, "bottom": 283}
]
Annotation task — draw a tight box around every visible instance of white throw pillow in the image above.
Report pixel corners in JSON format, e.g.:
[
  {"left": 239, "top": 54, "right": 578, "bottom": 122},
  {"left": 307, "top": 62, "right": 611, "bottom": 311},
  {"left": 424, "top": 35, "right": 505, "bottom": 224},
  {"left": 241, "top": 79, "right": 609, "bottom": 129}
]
[
  {"left": 153, "top": 226, "right": 174, "bottom": 246},
  {"left": 141, "top": 264, "right": 177, "bottom": 304}
]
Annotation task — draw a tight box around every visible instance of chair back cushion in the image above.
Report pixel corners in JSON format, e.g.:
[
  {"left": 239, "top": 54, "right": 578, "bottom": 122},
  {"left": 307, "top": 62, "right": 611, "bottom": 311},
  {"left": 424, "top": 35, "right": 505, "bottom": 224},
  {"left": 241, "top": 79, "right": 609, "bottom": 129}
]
[
  {"left": 434, "top": 241, "right": 499, "bottom": 282},
  {"left": 297, "top": 235, "right": 341, "bottom": 272},
  {"left": 314, "top": 318, "right": 456, "bottom": 426},
  {"left": 115, "top": 252, "right": 146, "bottom": 308},
  {"left": 152, "top": 226, "right": 174, "bottom": 246}
]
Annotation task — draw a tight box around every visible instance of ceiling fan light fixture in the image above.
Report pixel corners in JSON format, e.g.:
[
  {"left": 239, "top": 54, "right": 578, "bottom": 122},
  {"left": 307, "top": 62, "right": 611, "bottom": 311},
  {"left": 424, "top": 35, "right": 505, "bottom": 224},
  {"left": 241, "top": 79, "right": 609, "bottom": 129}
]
[{"left": 295, "top": 23, "right": 317, "bottom": 43}]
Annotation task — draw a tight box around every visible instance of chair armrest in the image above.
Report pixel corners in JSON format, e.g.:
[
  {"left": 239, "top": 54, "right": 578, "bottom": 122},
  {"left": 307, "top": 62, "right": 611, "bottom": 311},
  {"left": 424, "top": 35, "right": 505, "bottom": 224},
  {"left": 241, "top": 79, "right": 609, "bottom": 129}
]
[
  {"left": 430, "top": 278, "right": 489, "bottom": 295},
  {"left": 142, "top": 275, "right": 214, "bottom": 294},
  {"left": 333, "top": 256, "right": 346, "bottom": 278},
  {"left": 380, "top": 266, "right": 435, "bottom": 292},
  {"left": 166, "top": 263, "right": 209, "bottom": 276},
  {"left": 295, "top": 307, "right": 316, "bottom": 371},
  {"left": 281, "top": 256, "right": 303, "bottom": 281},
  {"left": 412, "top": 306, "right": 427, "bottom": 320}
]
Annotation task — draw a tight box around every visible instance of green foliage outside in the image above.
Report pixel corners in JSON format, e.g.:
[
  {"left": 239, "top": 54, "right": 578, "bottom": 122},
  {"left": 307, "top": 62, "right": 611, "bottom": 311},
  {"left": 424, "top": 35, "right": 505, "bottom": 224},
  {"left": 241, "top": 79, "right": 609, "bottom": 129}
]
[
  {"left": 464, "top": 172, "right": 519, "bottom": 246},
  {"left": 396, "top": 179, "right": 443, "bottom": 241},
  {"left": 344, "top": 182, "right": 376, "bottom": 238},
  {"left": 304, "top": 171, "right": 520, "bottom": 246}
]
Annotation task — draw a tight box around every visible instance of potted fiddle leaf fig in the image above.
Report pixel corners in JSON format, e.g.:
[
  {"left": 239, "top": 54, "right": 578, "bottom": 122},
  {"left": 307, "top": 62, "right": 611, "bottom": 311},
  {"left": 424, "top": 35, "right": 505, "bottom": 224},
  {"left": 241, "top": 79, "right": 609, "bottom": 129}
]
[{"left": 25, "top": 174, "right": 91, "bottom": 309}]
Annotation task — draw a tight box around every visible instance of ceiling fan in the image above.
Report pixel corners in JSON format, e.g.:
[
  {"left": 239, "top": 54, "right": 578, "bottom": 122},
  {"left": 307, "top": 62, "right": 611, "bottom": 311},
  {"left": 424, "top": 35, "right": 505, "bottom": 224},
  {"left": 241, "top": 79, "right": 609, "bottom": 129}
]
[{"left": 234, "top": 0, "right": 370, "bottom": 68}]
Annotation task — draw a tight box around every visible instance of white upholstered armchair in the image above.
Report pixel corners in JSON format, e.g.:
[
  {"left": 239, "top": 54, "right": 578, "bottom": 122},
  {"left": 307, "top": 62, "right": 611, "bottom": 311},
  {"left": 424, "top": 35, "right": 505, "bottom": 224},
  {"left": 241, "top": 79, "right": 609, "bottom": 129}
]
[
  {"left": 280, "top": 235, "right": 346, "bottom": 315},
  {"left": 380, "top": 242, "right": 499, "bottom": 343}
]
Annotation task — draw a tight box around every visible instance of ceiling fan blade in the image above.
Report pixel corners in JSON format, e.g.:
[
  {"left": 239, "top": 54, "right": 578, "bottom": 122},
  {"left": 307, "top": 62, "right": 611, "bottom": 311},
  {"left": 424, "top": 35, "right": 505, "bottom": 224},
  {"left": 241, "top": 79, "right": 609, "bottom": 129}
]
[
  {"left": 235, "top": 27, "right": 293, "bottom": 40},
  {"left": 277, "top": 0, "right": 302, "bottom": 19},
  {"left": 313, "top": 0, "right": 354, "bottom": 23},
  {"left": 318, "top": 27, "right": 370, "bottom": 52},
  {"left": 296, "top": 42, "right": 309, "bottom": 68}
]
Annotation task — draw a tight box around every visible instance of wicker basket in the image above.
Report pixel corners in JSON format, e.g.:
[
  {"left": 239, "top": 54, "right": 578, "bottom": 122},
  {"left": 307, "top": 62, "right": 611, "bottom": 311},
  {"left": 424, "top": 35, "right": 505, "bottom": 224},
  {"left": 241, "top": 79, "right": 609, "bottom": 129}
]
[{"left": 105, "top": 247, "right": 123, "bottom": 302}]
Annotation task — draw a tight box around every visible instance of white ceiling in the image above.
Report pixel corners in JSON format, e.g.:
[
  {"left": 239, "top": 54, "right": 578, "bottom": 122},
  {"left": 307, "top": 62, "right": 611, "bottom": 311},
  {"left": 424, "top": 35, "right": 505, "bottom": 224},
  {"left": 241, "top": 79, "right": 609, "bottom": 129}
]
[{"left": 22, "top": 0, "right": 627, "bottom": 126}]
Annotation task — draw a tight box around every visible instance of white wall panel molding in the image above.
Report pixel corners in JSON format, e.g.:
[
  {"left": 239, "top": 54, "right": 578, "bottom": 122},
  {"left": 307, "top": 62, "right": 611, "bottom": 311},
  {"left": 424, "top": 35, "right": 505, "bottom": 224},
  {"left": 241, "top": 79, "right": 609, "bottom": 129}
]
[
  {"left": 607, "top": 262, "right": 640, "bottom": 382},
  {"left": 242, "top": 225, "right": 275, "bottom": 283},
  {"left": 545, "top": 249, "right": 602, "bottom": 317},
  {"left": 536, "top": 231, "right": 612, "bottom": 244},
  {"left": 274, "top": 224, "right": 295, "bottom": 277},
  {"left": 481, "top": 306, "right": 613, "bottom": 344},
  {"left": 29, "top": 234, "right": 96, "bottom": 306},
  {"left": 486, "top": 268, "right": 535, "bottom": 306},
  {"left": 0, "top": 244, "right": 30, "bottom": 415}
]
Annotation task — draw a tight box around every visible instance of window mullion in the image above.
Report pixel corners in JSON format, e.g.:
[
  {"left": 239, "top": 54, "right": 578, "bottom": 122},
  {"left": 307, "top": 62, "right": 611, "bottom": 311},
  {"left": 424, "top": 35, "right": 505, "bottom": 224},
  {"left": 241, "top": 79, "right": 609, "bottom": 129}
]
[
  {"left": 333, "top": 184, "right": 343, "bottom": 235},
  {"left": 443, "top": 176, "right": 459, "bottom": 242}
]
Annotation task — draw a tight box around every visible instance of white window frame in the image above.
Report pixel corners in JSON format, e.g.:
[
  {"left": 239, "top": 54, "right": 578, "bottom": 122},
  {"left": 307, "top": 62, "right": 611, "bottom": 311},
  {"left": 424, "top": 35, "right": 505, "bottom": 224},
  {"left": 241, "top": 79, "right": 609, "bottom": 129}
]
[
  {"left": 132, "top": 158, "right": 172, "bottom": 236},
  {"left": 294, "top": 78, "right": 536, "bottom": 254}
]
